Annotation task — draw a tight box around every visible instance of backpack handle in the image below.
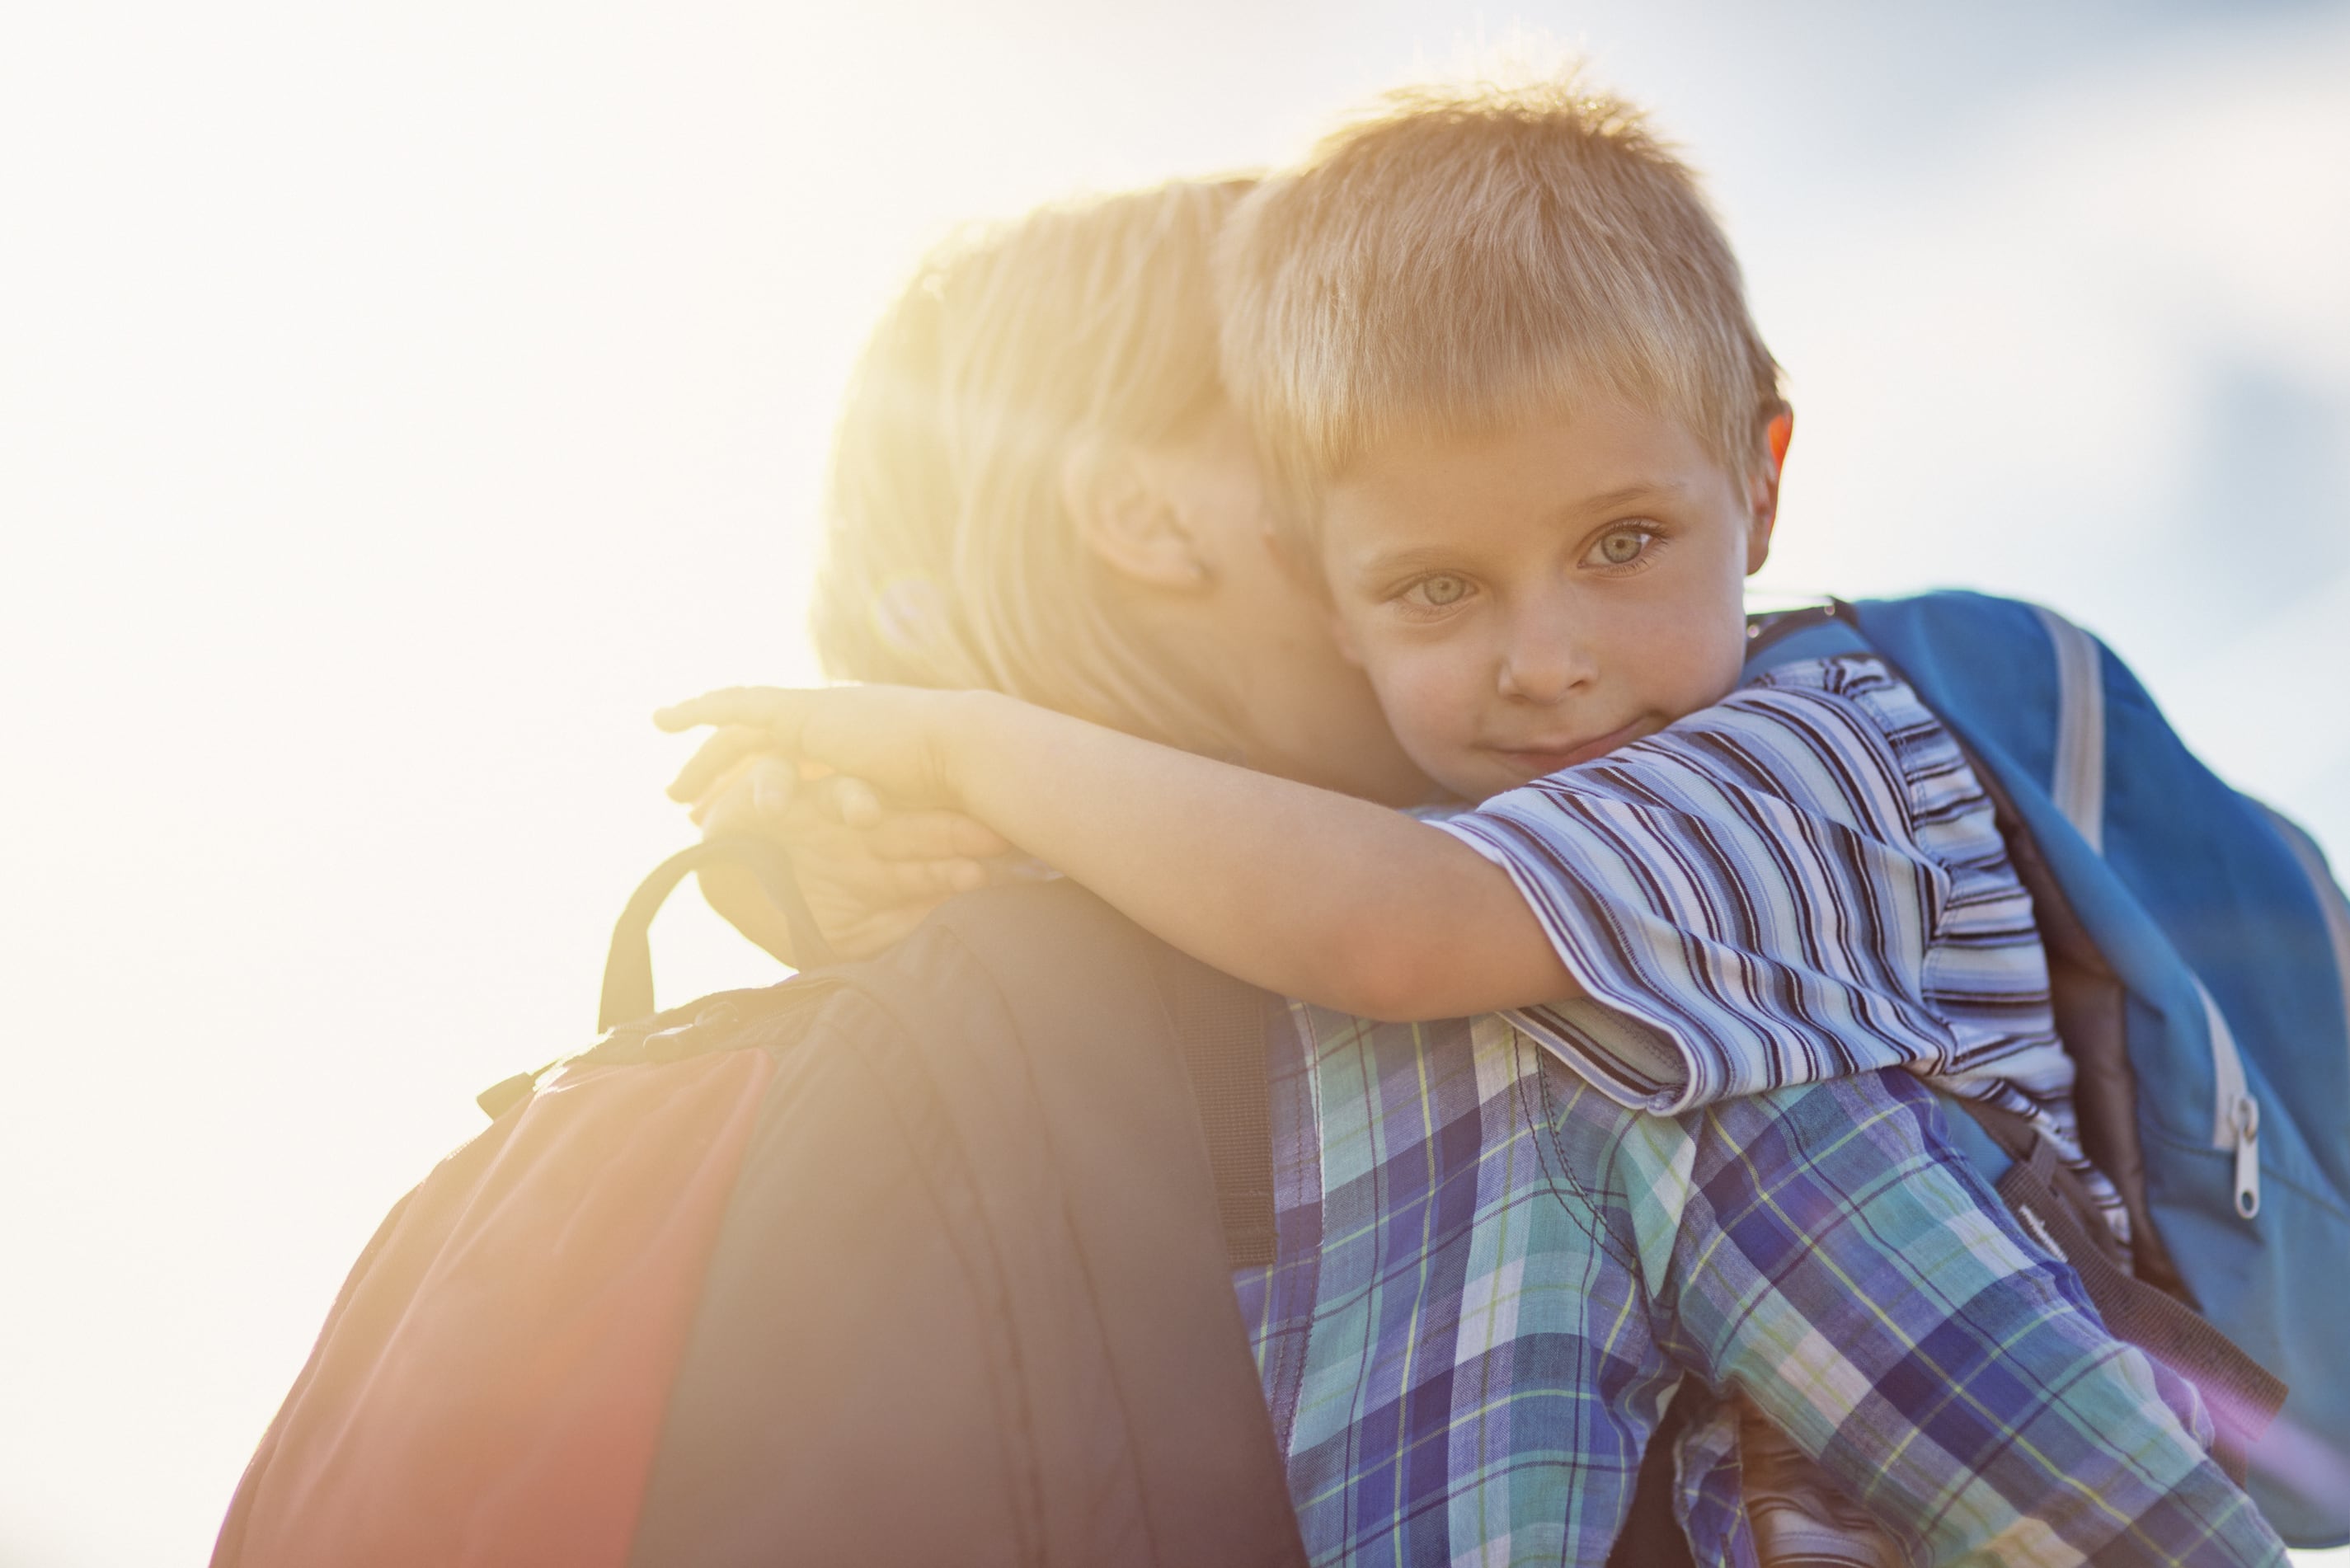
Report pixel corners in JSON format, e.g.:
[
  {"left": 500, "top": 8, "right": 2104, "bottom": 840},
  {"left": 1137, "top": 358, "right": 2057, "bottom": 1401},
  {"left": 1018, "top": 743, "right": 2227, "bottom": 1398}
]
[{"left": 597, "top": 836, "right": 838, "bottom": 1032}]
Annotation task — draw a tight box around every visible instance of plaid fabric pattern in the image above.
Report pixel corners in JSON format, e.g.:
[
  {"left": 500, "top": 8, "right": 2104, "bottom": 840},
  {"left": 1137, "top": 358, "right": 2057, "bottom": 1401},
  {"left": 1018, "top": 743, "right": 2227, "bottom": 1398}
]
[{"left": 1233, "top": 1005, "right": 2283, "bottom": 1567}]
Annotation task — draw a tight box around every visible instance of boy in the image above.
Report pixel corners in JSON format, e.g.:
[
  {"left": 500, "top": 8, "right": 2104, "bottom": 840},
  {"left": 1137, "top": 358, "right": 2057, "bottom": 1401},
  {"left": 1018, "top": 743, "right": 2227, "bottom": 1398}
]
[{"left": 664, "top": 81, "right": 2277, "bottom": 1563}]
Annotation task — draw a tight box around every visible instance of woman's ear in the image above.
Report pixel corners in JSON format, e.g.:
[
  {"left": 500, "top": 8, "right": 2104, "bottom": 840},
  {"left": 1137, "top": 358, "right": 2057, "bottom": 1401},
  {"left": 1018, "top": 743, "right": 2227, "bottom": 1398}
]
[
  {"left": 1064, "top": 444, "right": 1213, "bottom": 592},
  {"left": 1328, "top": 605, "right": 1367, "bottom": 669},
  {"left": 1744, "top": 407, "right": 1793, "bottom": 575}
]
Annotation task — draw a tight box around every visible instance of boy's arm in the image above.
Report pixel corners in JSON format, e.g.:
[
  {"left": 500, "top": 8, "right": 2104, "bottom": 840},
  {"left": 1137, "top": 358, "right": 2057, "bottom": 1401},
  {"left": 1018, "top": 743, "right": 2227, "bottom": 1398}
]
[{"left": 656, "top": 684, "right": 1578, "bottom": 1020}]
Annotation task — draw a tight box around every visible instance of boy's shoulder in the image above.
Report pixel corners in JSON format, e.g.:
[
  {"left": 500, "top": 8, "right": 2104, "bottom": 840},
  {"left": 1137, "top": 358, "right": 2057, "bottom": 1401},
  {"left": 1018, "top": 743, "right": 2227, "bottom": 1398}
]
[
  {"left": 1734, "top": 651, "right": 1972, "bottom": 806},
  {"left": 1741, "top": 650, "right": 1889, "bottom": 701},
  {"left": 1474, "top": 653, "right": 1967, "bottom": 848},
  {"left": 1634, "top": 651, "right": 1925, "bottom": 772},
  {"left": 1708, "top": 650, "right": 1959, "bottom": 785}
]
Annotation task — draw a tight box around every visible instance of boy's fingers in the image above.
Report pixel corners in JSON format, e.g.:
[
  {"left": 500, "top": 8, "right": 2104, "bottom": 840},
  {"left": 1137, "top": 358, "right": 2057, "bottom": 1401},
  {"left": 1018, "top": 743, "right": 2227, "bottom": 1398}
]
[
  {"left": 654, "top": 687, "right": 810, "bottom": 737},
  {"left": 865, "top": 810, "right": 1013, "bottom": 862},
  {"left": 669, "top": 725, "right": 773, "bottom": 804},
  {"left": 749, "top": 755, "right": 797, "bottom": 819},
  {"left": 816, "top": 775, "right": 886, "bottom": 829},
  {"left": 686, "top": 752, "right": 765, "bottom": 827}
]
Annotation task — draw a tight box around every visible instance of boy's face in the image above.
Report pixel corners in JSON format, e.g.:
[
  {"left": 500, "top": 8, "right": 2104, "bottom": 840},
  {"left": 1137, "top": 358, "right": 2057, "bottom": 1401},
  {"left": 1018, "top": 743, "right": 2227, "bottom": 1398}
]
[{"left": 1319, "top": 399, "right": 1777, "bottom": 803}]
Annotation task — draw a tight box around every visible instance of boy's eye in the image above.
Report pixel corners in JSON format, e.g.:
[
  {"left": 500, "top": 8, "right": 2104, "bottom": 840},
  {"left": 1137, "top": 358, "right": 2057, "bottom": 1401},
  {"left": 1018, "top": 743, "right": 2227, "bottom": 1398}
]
[
  {"left": 1405, "top": 573, "right": 1473, "bottom": 608},
  {"left": 1587, "top": 526, "right": 1657, "bottom": 568}
]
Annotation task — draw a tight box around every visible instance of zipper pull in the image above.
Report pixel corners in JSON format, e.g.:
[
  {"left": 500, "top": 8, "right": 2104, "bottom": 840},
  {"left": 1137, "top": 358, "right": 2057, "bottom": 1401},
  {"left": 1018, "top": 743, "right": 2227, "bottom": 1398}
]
[{"left": 2231, "top": 1095, "right": 2262, "bottom": 1219}]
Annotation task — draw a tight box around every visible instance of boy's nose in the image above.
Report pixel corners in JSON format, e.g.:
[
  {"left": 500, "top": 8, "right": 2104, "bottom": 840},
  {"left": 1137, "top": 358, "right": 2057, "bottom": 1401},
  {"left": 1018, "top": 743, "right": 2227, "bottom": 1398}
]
[{"left": 1494, "top": 607, "right": 1598, "bottom": 706}]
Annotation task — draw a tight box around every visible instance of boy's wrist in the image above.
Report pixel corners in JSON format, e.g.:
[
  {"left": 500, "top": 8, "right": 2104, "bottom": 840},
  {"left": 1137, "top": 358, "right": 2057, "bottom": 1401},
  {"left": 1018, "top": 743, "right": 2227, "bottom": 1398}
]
[{"left": 932, "top": 687, "right": 1022, "bottom": 809}]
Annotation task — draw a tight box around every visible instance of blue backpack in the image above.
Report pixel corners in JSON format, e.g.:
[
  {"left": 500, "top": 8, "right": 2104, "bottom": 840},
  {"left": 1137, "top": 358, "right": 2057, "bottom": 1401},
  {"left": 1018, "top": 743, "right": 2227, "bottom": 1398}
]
[{"left": 1746, "top": 591, "right": 2350, "bottom": 1547}]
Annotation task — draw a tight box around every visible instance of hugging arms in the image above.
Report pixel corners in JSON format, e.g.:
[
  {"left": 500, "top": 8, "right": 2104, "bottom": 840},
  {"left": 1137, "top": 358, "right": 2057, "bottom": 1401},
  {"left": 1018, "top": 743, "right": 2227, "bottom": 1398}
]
[
  {"left": 657, "top": 96, "right": 2282, "bottom": 1567},
  {"left": 660, "top": 678, "right": 1577, "bottom": 1021}
]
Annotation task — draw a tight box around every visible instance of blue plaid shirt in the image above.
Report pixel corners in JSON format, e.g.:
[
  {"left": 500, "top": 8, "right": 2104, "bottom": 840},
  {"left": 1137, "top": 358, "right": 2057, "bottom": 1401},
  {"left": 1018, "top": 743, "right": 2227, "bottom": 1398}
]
[{"left": 1234, "top": 1005, "right": 2282, "bottom": 1566}]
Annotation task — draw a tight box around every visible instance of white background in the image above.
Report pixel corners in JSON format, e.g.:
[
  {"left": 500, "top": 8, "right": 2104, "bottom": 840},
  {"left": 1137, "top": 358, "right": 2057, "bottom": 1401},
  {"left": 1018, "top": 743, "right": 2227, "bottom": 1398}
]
[{"left": 4, "top": 2, "right": 2347, "bottom": 1562}]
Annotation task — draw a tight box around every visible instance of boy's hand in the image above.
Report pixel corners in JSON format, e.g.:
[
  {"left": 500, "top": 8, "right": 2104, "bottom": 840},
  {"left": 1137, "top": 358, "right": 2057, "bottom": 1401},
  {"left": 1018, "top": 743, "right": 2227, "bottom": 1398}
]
[
  {"left": 665, "top": 708, "right": 1013, "bottom": 965},
  {"left": 656, "top": 684, "right": 980, "bottom": 813}
]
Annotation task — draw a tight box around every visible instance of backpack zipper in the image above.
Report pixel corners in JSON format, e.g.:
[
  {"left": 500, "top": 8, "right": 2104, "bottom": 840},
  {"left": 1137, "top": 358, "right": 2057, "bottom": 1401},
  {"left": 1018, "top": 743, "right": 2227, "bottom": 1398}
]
[{"left": 2193, "top": 979, "right": 2262, "bottom": 1219}]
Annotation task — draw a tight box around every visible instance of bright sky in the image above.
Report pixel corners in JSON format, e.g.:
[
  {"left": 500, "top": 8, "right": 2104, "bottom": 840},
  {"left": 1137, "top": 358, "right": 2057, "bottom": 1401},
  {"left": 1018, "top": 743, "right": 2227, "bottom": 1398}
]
[{"left": 4, "top": 3, "right": 2348, "bottom": 1563}]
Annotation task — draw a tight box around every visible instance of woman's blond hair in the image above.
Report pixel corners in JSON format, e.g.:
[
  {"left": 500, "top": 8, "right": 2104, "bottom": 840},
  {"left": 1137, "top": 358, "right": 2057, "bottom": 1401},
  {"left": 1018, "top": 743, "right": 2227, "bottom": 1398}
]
[{"left": 811, "top": 179, "right": 1257, "bottom": 758}]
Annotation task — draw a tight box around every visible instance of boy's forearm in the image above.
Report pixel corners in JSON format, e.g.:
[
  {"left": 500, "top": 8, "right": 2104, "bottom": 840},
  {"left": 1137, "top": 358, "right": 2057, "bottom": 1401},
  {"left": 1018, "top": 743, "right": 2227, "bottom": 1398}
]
[{"left": 938, "top": 692, "right": 1575, "bottom": 1017}]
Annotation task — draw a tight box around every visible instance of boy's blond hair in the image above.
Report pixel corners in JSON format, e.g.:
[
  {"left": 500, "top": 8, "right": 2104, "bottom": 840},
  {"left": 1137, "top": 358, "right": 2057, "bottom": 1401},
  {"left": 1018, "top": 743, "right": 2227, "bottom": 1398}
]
[
  {"left": 812, "top": 180, "right": 1257, "bottom": 758},
  {"left": 1216, "top": 74, "right": 1784, "bottom": 533}
]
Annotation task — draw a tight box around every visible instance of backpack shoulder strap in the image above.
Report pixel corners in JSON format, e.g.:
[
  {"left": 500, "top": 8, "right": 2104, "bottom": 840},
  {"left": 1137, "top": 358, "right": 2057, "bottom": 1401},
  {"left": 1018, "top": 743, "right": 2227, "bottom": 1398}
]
[
  {"left": 1957, "top": 1096, "right": 2287, "bottom": 1481},
  {"left": 597, "top": 836, "right": 835, "bottom": 1032}
]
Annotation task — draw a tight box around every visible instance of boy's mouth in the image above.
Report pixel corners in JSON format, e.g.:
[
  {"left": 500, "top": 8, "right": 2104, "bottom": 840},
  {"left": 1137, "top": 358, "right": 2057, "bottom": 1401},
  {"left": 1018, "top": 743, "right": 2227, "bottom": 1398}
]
[{"left": 1483, "top": 718, "right": 1650, "bottom": 777}]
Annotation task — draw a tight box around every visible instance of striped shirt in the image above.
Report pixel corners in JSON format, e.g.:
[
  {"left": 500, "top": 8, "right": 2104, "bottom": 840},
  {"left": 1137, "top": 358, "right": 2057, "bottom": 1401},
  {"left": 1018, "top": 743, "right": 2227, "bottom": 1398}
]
[{"left": 1434, "top": 653, "right": 2125, "bottom": 1238}]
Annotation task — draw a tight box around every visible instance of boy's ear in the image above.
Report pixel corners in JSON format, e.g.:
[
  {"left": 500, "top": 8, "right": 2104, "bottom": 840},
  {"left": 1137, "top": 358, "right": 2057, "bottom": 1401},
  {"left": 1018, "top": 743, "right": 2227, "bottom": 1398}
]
[
  {"left": 1743, "top": 407, "right": 1793, "bottom": 575},
  {"left": 1065, "top": 444, "right": 1213, "bottom": 592}
]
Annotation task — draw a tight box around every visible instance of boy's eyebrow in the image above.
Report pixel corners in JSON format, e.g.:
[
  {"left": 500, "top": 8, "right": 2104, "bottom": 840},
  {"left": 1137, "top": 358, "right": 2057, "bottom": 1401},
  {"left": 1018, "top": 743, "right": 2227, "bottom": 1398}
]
[
  {"left": 1346, "top": 543, "right": 1469, "bottom": 584},
  {"left": 1568, "top": 481, "right": 1685, "bottom": 517}
]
